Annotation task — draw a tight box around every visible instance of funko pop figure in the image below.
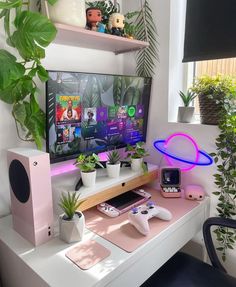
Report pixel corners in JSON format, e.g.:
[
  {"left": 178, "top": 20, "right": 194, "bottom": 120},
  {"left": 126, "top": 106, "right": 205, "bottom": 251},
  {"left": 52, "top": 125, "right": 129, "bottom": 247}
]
[
  {"left": 108, "top": 13, "right": 125, "bottom": 36},
  {"left": 86, "top": 7, "right": 104, "bottom": 32}
]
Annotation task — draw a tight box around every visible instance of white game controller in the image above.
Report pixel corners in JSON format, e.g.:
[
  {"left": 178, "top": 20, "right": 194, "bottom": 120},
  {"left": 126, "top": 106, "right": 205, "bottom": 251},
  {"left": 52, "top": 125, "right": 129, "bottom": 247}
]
[{"left": 128, "top": 201, "right": 173, "bottom": 235}]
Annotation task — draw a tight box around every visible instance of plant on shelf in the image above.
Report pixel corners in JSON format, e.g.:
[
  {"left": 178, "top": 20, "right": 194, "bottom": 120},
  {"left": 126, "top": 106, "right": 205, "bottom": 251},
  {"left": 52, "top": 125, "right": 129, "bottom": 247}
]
[
  {"left": 191, "top": 74, "right": 236, "bottom": 125},
  {"left": 86, "top": 0, "right": 158, "bottom": 77},
  {"left": 210, "top": 92, "right": 236, "bottom": 261},
  {"left": 75, "top": 153, "right": 104, "bottom": 187},
  {"left": 125, "top": 141, "right": 149, "bottom": 173},
  {"left": 0, "top": 0, "right": 57, "bottom": 149},
  {"left": 59, "top": 191, "right": 85, "bottom": 243},
  {"left": 177, "top": 90, "right": 197, "bottom": 123},
  {"left": 106, "top": 149, "right": 122, "bottom": 178}
]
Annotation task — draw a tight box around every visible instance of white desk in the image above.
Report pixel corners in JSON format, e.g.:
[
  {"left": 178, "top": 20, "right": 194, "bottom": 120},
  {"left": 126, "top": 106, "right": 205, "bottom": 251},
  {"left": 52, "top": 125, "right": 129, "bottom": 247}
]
[{"left": 0, "top": 196, "right": 209, "bottom": 287}]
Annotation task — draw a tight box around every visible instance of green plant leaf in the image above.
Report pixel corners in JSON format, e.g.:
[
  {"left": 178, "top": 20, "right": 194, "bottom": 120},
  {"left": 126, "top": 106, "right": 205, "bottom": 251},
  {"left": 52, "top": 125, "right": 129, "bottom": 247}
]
[
  {"left": 0, "top": 50, "right": 25, "bottom": 90},
  {"left": 135, "top": 0, "right": 159, "bottom": 77},
  {"left": 47, "top": 0, "right": 58, "bottom": 5},
  {"left": 0, "top": 0, "right": 22, "bottom": 9},
  {"left": 0, "top": 76, "right": 33, "bottom": 104},
  {"left": 37, "top": 65, "right": 49, "bottom": 82},
  {"left": 13, "top": 102, "right": 26, "bottom": 129},
  {"left": 11, "top": 11, "right": 57, "bottom": 60}
]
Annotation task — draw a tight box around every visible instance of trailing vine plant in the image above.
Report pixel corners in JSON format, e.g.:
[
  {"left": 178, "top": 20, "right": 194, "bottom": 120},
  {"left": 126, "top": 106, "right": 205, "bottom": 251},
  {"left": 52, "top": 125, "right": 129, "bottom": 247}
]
[
  {"left": 210, "top": 92, "right": 236, "bottom": 261},
  {"left": 0, "top": 0, "right": 57, "bottom": 149}
]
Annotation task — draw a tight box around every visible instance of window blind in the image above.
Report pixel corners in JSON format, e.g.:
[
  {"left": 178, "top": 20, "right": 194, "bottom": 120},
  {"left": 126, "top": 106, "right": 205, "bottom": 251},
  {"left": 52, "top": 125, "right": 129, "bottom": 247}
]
[{"left": 183, "top": 0, "right": 236, "bottom": 62}]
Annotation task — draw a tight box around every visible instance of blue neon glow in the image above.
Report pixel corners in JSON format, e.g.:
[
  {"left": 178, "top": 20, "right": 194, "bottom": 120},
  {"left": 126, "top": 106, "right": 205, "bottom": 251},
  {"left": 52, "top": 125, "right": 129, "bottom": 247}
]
[{"left": 153, "top": 140, "right": 213, "bottom": 166}]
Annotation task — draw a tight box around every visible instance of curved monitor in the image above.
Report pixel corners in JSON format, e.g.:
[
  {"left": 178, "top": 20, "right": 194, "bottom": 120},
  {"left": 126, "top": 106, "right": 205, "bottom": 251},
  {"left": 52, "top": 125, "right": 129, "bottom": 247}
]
[{"left": 46, "top": 71, "right": 152, "bottom": 163}]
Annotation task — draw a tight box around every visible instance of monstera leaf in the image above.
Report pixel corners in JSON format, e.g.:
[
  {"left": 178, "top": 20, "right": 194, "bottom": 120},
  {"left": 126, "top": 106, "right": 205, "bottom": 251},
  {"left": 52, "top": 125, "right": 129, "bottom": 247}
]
[{"left": 11, "top": 11, "right": 57, "bottom": 60}]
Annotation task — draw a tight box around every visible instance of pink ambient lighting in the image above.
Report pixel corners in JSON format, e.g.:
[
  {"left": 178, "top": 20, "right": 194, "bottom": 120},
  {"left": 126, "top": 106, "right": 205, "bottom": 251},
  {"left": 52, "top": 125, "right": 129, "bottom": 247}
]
[{"left": 164, "top": 133, "right": 200, "bottom": 171}]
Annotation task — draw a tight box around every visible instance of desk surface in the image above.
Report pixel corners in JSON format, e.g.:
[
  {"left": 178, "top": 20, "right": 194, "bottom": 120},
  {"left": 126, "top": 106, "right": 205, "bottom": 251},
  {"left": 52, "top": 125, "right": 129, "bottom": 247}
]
[{"left": 0, "top": 195, "right": 209, "bottom": 287}]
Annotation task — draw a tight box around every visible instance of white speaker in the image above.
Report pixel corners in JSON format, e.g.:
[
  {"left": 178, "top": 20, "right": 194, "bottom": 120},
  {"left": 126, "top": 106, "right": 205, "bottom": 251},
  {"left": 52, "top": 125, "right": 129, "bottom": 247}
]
[{"left": 7, "top": 148, "right": 53, "bottom": 246}]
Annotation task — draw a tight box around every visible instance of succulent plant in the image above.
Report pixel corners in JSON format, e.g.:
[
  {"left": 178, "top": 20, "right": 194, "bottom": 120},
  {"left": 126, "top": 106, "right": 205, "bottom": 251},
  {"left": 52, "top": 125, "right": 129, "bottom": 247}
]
[
  {"left": 179, "top": 90, "right": 197, "bottom": 107},
  {"left": 107, "top": 150, "right": 121, "bottom": 165},
  {"left": 59, "top": 192, "right": 84, "bottom": 220}
]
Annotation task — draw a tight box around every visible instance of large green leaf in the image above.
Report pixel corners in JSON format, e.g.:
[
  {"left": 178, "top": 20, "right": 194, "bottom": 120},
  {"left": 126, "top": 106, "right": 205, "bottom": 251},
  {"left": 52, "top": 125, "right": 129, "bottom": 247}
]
[
  {"left": 0, "top": 76, "right": 33, "bottom": 104},
  {"left": 0, "top": 50, "right": 25, "bottom": 90},
  {"left": 11, "top": 11, "right": 57, "bottom": 60},
  {"left": 24, "top": 96, "right": 46, "bottom": 149},
  {"left": 0, "top": 0, "right": 22, "bottom": 9}
]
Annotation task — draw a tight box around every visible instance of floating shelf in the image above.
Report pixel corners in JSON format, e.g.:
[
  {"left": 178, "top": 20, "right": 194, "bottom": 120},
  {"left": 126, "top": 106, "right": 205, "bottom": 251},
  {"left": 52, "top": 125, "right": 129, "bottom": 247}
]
[{"left": 53, "top": 23, "right": 149, "bottom": 55}]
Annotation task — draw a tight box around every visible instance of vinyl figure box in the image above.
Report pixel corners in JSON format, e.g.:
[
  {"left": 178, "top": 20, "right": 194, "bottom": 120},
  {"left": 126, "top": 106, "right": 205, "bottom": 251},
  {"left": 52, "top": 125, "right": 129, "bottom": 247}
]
[{"left": 160, "top": 167, "right": 182, "bottom": 198}]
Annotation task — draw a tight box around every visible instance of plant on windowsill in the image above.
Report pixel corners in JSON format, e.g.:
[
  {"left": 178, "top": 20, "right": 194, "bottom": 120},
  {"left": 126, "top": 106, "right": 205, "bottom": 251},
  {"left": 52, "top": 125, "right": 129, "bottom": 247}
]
[
  {"left": 125, "top": 141, "right": 149, "bottom": 173},
  {"left": 210, "top": 92, "right": 236, "bottom": 261},
  {"left": 106, "top": 149, "right": 122, "bottom": 178},
  {"left": 177, "top": 90, "right": 197, "bottom": 123},
  {"left": 59, "top": 191, "right": 85, "bottom": 243},
  {"left": 75, "top": 153, "right": 104, "bottom": 187},
  {"left": 0, "top": 0, "right": 57, "bottom": 149},
  {"left": 191, "top": 74, "right": 236, "bottom": 125}
]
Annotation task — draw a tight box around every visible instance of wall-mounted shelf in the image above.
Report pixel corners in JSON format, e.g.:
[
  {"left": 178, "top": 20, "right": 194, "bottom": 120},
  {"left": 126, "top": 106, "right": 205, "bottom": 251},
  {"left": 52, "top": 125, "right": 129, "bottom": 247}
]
[{"left": 53, "top": 23, "right": 149, "bottom": 55}]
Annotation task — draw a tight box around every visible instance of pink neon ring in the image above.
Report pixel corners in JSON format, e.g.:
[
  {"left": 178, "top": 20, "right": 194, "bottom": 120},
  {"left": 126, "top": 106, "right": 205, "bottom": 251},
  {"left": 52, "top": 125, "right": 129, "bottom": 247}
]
[{"left": 164, "top": 133, "right": 200, "bottom": 172}]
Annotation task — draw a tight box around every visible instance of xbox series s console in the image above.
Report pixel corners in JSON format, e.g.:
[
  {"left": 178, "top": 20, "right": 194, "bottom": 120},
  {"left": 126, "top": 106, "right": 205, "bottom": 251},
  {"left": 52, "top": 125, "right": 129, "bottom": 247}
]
[{"left": 7, "top": 148, "right": 53, "bottom": 246}]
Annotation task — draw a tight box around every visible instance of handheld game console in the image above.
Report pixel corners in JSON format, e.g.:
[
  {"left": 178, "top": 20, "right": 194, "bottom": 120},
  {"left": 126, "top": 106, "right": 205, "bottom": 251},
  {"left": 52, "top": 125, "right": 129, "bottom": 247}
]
[
  {"left": 97, "top": 189, "right": 151, "bottom": 217},
  {"left": 128, "top": 201, "right": 172, "bottom": 235}
]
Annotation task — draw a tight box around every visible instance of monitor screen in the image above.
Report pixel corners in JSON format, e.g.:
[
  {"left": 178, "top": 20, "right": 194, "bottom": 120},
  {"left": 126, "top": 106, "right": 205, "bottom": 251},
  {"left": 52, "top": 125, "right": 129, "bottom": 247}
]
[{"left": 46, "top": 71, "right": 152, "bottom": 163}]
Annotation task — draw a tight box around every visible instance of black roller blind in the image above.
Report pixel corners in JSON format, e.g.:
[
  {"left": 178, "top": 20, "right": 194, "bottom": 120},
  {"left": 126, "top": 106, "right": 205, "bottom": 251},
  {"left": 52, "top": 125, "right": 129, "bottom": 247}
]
[{"left": 183, "top": 0, "right": 236, "bottom": 62}]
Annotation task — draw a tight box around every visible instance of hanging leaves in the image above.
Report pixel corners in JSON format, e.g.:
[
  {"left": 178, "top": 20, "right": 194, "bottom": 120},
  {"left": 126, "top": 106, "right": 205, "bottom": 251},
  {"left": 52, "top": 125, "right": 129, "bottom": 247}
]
[
  {"left": 135, "top": 0, "right": 159, "bottom": 77},
  {"left": 210, "top": 91, "right": 236, "bottom": 261},
  {"left": 0, "top": 3, "right": 57, "bottom": 149}
]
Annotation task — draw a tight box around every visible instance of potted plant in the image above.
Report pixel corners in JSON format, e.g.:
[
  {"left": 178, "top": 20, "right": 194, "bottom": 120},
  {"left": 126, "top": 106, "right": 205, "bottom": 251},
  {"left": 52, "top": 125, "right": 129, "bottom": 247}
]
[
  {"left": 44, "top": 0, "right": 87, "bottom": 28},
  {"left": 0, "top": 0, "right": 57, "bottom": 149},
  {"left": 106, "top": 150, "right": 121, "bottom": 178},
  {"left": 125, "top": 141, "right": 149, "bottom": 172},
  {"left": 75, "top": 153, "right": 103, "bottom": 187},
  {"left": 191, "top": 75, "right": 236, "bottom": 125},
  {"left": 59, "top": 191, "right": 85, "bottom": 243},
  {"left": 177, "top": 90, "right": 197, "bottom": 123},
  {"left": 210, "top": 92, "right": 236, "bottom": 261}
]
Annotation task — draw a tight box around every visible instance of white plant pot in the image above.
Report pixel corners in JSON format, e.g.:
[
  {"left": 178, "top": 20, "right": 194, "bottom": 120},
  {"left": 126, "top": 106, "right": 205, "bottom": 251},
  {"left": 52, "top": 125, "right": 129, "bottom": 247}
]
[
  {"left": 106, "top": 162, "right": 121, "bottom": 178},
  {"left": 81, "top": 170, "right": 96, "bottom": 187},
  {"left": 46, "top": 0, "right": 86, "bottom": 28},
  {"left": 177, "top": 106, "right": 194, "bottom": 123},
  {"left": 59, "top": 212, "right": 85, "bottom": 243},
  {"left": 131, "top": 157, "right": 143, "bottom": 172}
]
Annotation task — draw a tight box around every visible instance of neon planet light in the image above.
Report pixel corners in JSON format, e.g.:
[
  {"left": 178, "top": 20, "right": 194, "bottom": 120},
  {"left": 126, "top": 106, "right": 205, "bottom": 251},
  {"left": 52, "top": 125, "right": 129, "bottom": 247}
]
[{"left": 153, "top": 133, "right": 213, "bottom": 172}]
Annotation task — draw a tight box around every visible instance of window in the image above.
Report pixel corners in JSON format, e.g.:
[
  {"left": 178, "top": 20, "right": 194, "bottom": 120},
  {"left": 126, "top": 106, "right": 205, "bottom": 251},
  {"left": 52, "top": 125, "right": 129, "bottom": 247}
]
[{"left": 192, "top": 58, "right": 236, "bottom": 121}]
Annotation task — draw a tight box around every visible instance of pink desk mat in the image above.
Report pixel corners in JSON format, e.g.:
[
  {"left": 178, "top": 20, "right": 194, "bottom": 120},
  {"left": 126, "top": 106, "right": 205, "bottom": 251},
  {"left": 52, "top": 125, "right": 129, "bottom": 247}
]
[
  {"left": 84, "top": 188, "right": 199, "bottom": 253},
  {"left": 66, "top": 240, "right": 111, "bottom": 270}
]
